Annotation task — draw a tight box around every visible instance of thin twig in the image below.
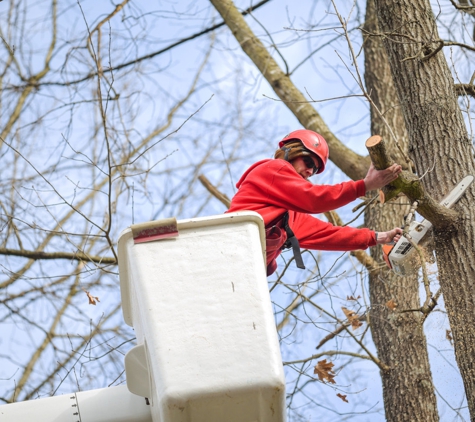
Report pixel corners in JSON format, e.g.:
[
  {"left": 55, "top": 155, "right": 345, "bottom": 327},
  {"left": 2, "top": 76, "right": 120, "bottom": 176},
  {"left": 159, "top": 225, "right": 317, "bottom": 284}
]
[
  {"left": 284, "top": 350, "right": 373, "bottom": 365},
  {"left": 284, "top": 285, "right": 389, "bottom": 371}
]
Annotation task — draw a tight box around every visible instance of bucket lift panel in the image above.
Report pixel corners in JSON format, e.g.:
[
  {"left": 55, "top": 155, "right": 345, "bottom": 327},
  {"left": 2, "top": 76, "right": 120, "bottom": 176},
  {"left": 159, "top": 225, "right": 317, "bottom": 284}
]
[{"left": 118, "top": 212, "right": 286, "bottom": 422}]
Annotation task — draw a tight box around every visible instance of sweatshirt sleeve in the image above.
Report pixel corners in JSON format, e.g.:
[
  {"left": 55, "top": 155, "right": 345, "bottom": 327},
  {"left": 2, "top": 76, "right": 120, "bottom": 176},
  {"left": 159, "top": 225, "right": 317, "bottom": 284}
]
[
  {"left": 292, "top": 212, "right": 377, "bottom": 251},
  {"left": 254, "top": 160, "right": 366, "bottom": 214}
]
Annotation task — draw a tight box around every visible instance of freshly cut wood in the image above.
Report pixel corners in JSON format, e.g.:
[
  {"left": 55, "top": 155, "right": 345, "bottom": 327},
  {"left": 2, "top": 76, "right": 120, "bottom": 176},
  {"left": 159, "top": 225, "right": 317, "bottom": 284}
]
[{"left": 365, "top": 135, "right": 394, "bottom": 170}]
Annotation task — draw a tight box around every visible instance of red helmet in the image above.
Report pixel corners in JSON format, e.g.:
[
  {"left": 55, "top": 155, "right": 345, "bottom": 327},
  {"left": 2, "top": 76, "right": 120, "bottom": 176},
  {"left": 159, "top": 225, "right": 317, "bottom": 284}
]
[{"left": 279, "top": 129, "right": 329, "bottom": 174}]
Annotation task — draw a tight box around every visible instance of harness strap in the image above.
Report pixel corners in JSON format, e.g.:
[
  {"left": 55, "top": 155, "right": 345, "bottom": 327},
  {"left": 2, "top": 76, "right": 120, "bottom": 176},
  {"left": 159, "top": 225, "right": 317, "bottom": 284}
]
[{"left": 281, "top": 212, "right": 306, "bottom": 270}]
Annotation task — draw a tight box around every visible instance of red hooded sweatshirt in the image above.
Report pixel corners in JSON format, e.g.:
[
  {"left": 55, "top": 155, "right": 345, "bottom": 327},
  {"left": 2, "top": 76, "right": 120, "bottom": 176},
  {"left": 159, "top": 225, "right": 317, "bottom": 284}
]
[{"left": 227, "top": 159, "right": 377, "bottom": 275}]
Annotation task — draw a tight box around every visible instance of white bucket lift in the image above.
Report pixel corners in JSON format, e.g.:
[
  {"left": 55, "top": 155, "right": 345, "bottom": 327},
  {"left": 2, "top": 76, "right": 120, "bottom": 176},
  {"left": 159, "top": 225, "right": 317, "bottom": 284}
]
[
  {"left": 0, "top": 212, "right": 286, "bottom": 422},
  {"left": 119, "top": 211, "right": 286, "bottom": 422}
]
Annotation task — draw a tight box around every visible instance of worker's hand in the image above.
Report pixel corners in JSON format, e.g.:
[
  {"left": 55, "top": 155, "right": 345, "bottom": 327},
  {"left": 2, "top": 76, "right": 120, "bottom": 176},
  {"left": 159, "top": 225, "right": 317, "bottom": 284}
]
[
  {"left": 376, "top": 228, "right": 403, "bottom": 244},
  {"left": 363, "top": 163, "right": 402, "bottom": 192}
]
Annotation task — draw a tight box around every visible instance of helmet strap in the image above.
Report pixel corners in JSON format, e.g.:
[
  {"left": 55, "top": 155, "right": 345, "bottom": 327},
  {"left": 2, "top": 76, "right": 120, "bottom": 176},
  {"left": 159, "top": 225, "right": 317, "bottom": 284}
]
[{"left": 281, "top": 146, "right": 291, "bottom": 161}]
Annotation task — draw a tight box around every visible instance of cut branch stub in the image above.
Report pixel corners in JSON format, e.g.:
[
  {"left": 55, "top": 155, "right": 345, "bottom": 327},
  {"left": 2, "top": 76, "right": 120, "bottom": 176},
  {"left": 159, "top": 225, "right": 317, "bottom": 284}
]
[
  {"left": 366, "top": 135, "right": 404, "bottom": 203},
  {"left": 365, "top": 135, "right": 458, "bottom": 228},
  {"left": 366, "top": 135, "right": 392, "bottom": 170}
]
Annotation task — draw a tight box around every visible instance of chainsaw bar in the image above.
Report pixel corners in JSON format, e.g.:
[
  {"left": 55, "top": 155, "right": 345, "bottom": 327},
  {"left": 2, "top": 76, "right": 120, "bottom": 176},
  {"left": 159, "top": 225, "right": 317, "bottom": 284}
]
[{"left": 385, "top": 175, "right": 474, "bottom": 276}]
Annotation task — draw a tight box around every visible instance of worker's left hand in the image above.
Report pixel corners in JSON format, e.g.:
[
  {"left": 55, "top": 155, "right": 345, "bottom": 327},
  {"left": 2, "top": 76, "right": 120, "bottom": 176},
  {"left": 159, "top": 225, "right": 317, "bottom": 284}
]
[
  {"left": 364, "top": 163, "right": 402, "bottom": 192},
  {"left": 376, "top": 228, "right": 403, "bottom": 244}
]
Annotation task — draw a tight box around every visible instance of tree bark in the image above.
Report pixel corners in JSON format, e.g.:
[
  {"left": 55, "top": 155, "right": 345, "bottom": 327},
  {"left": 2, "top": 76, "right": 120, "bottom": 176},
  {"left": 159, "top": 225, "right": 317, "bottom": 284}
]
[
  {"left": 363, "top": 1, "right": 439, "bottom": 420},
  {"left": 373, "top": 0, "right": 475, "bottom": 417}
]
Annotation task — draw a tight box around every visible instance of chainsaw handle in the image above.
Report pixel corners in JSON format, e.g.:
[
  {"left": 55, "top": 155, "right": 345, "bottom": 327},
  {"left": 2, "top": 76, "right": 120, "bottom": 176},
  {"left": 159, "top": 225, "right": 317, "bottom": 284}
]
[{"left": 376, "top": 228, "right": 403, "bottom": 245}]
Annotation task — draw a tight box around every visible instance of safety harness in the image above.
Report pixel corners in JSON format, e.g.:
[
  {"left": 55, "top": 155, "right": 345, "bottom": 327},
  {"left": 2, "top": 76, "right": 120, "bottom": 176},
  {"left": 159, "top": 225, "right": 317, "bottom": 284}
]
[{"left": 279, "top": 212, "right": 305, "bottom": 270}]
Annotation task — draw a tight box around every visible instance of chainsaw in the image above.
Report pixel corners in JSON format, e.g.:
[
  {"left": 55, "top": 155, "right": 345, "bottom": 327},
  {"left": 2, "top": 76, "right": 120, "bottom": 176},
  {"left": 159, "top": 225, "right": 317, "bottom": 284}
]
[{"left": 382, "top": 175, "right": 474, "bottom": 276}]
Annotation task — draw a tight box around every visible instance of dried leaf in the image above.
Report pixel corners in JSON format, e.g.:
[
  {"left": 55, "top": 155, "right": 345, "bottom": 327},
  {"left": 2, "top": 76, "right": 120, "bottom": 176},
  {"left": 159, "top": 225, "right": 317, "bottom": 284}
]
[
  {"left": 341, "top": 307, "right": 363, "bottom": 330},
  {"left": 314, "top": 359, "right": 336, "bottom": 384},
  {"left": 337, "top": 393, "right": 348, "bottom": 403},
  {"left": 446, "top": 329, "right": 453, "bottom": 345},
  {"left": 346, "top": 295, "right": 361, "bottom": 301},
  {"left": 386, "top": 299, "right": 398, "bottom": 311},
  {"left": 85, "top": 290, "right": 100, "bottom": 306}
]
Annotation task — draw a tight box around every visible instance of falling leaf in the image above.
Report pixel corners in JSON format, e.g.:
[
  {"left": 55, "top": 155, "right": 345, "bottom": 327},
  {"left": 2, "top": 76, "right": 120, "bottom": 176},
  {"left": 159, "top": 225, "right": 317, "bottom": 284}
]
[
  {"left": 446, "top": 329, "right": 453, "bottom": 345},
  {"left": 341, "top": 307, "right": 363, "bottom": 330},
  {"left": 346, "top": 295, "right": 361, "bottom": 301},
  {"left": 85, "top": 290, "right": 100, "bottom": 306},
  {"left": 386, "top": 299, "right": 398, "bottom": 311},
  {"left": 337, "top": 393, "right": 348, "bottom": 403},
  {"left": 314, "top": 359, "right": 336, "bottom": 384}
]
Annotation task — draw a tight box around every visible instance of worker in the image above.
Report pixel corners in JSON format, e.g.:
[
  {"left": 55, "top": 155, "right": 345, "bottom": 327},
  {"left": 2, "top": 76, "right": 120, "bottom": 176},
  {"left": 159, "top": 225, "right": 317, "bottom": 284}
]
[{"left": 227, "top": 129, "right": 403, "bottom": 276}]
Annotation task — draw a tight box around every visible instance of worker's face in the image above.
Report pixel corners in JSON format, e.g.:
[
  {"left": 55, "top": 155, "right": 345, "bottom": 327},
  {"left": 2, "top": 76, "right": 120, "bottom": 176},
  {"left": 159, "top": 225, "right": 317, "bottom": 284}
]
[{"left": 291, "top": 155, "right": 319, "bottom": 179}]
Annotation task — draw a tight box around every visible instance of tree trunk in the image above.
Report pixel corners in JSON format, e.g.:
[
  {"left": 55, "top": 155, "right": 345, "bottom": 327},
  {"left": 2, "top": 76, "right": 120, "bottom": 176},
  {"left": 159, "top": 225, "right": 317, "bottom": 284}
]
[
  {"left": 363, "top": 1, "right": 439, "bottom": 420},
  {"left": 373, "top": 0, "right": 475, "bottom": 417}
]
